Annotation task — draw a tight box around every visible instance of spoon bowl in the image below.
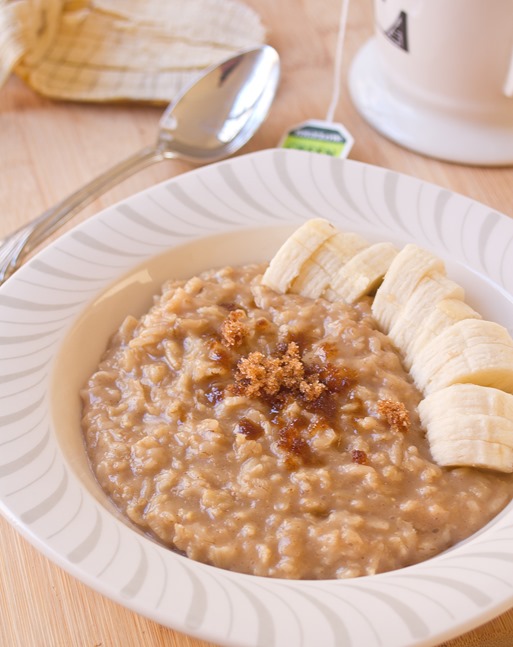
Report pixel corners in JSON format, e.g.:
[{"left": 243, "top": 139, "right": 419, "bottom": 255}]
[
  {"left": 159, "top": 46, "right": 280, "bottom": 161},
  {"left": 0, "top": 45, "right": 280, "bottom": 283}
]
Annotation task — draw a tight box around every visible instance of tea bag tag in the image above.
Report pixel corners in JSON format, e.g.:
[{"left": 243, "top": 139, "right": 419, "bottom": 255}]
[
  {"left": 279, "top": 119, "right": 354, "bottom": 158},
  {"left": 278, "top": 0, "right": 354, "bottom": 159}
]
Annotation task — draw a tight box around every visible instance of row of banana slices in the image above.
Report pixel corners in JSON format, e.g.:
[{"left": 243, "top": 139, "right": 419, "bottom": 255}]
[{"left": 261, "top": 218, "right": 513, "bottom": 473}]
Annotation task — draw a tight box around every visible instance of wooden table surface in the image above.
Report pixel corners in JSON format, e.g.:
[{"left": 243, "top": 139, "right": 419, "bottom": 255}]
[{"left": 1, "top": 1, "right": 513, "bottom": 645}]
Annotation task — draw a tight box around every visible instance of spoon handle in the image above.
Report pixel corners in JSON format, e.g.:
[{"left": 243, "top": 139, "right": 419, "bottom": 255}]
[{"left": 0, "top": 144, "right": 171, "bottom": 284}]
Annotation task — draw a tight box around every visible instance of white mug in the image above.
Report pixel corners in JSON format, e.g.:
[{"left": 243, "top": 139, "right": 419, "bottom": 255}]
[
  {"left": 374, "top": 0, "right": 513, "bottom": 117},
  {"left": 349, "top": 0, "right": 513, "bottom": 164}
]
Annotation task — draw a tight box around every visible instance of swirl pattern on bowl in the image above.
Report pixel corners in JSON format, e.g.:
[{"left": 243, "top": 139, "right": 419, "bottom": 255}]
[{"left": 1, "top": 149, "right": 513, "bottom": 647}]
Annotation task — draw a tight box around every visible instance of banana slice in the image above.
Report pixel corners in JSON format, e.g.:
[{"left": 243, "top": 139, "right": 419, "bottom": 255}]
[
  {"left": 261, "top": 218, "right": 337, "bottom": 293},
  {"left": 290, "top": 231, "right": 369, "bottom": 298},
  {"left": 323, "top": 242, "right": 398, "bottom": 304},
  {"left": 418, "top": 385, "right": 513, "bottom": 471},
  {"left": 410, "top": 319, "right": 513, "bottom": 395},
  {"left": 428, "top": 438, "right": 513, "bottom": 472},
  {"left": 423, "top": 414, "right": 513, "bottom": 447},
  {"left": 372, "top": 244, "right": 445, "bottom": 333},
  {"left": 419, "top": 384, "right": 513, "bottom": 422},
  {"left": 407, "top": 298, "right": 481, "bottom": 364},
  {"left": 388, "top": 272, "right": 465, "bottom": 367}
]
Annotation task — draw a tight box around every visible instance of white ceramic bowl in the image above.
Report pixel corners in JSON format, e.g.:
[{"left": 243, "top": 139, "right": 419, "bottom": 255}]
[{"left": 1, "top": 149, "right": 513, "bottom": 647}]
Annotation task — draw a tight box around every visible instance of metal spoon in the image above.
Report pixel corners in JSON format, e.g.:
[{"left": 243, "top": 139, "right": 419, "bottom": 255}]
[{"left": 0, "top": 45, "right": 280, "bottom": 284}]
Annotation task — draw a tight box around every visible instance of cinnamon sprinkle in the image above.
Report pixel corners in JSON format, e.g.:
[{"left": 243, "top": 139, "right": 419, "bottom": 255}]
[{"left": 377, "top": 399, "right": 410, "bottom": 434}]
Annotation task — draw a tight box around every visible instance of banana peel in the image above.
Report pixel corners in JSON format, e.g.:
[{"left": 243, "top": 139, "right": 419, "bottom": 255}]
[{"left": 0, "top": 0, "right": 265, "bottom": 102}]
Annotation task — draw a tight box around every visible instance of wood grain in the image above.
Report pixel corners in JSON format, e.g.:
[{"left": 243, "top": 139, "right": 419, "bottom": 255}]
[{"left": 1, "top": 0, "right": 513, "bottom": 645}]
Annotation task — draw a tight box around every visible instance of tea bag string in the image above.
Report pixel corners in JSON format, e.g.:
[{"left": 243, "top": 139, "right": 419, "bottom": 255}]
[
  {"left": 278, "top": 0, "right": 354, "bottom": 158},
  {"left": 325, "top": 0, "right": 351, "bottom": 123}
]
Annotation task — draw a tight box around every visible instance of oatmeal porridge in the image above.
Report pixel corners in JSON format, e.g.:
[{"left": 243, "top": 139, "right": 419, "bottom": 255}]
[{"left": 81, "top": 264, "right": 513, "bottom": 580}]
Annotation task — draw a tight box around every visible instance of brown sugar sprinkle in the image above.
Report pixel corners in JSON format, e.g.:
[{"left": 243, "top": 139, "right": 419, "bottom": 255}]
[
  {"left": 236, "top": 417, "right": 263, "bottom": 440},
  {"left": 220, "top": 309, "right": 249, "bottom": 347},
  {"left": 299, "top": 378, "right": 325, "bottom": 401},
  {"left": 306, "top": 362, "right": 355, "bottom": 394},
  {"left": 351, "top": 449, "right": 368, "bottom": 465},
  {"left": 232, "top": 341, "right": 358, "bottom": 468},
  {"left": 377, "top": 399, "right": 410, "bottom": 434},
  {"left": 234, "top": 342, "right": 325, "bottom": 401},
  {"left": 278, "top": 421, "right": 316, "bottom": 469}
]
